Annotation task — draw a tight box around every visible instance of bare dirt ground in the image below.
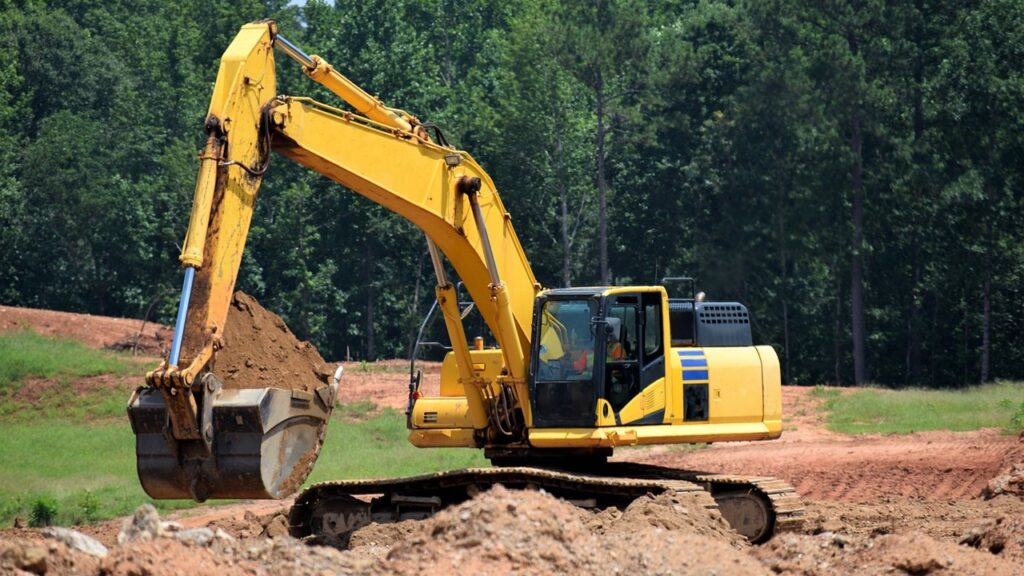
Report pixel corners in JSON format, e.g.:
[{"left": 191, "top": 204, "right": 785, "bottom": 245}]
[
  {"left": 0, "top": 304, "right": 172, "bottom": 356},
  {"left": 2, "top": 305, "right": 1023, "bottom": 575}
]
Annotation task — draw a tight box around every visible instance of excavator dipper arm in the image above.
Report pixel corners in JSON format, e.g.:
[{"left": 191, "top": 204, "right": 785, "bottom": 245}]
[{"left": 130, "top": 21, "right": 538, "bottom": 501}]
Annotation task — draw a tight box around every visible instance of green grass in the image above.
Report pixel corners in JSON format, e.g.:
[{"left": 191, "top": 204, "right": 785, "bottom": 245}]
[
  {"left": 808, "top": 385, "right": 840, "bottom": 400},
  {"left": 0, "top": 422, "right": 195, "bottom": 526},
  {"left": 0, "top": 330, "right": 135, "bottom": 392},
  {"left": 347, "top": 361, "right": 411, "bottom": 374},
  {"left": 819, "top": 381, "right": 1024, "bottom": 435},
  {"left": 307, "top": 405, "right": 487, "bottom": 483},
  {"left": 0, "top": 401, "right": 487, "bottom": 526},
  {"left": 0, "top": 330, "right": 150, "bottom": 424}
]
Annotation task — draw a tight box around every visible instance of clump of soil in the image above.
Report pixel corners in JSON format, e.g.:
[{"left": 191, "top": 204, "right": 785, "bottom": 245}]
[
  {"left": 377, "top": 485, "right": 764, "bottom": 576},
  {"left": 983, "top": 463, "right": 1024, "bottom": 499},
  {"left": 960, "top": 513, "right": 1024, "bottom": 563},
  {"left": 587, "top": 490, "right": 742, "bottom": 545},
  {"left": 349, "top": 520, "right": 421, "bottom": 550},
  {"left": 214, "top": 292, "right": 335, "bottom": 393},
  {"left": 1, "top": 537, "right": 101, "bottom": 575},
  {"left": 754, "top": 531, "right": 1018, "bottom": 575},
  {"left": 99, "top": 540, "right": 250, "bottom": 576}
]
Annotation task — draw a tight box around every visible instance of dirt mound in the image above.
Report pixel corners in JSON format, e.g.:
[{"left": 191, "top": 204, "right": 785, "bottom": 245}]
[
  {"left": 960, "top": 513, "right": 1024, "bottom": 563},
  {"left": 377, "top": 484, "right": 763, "bottom": 576},
  {"left": 1, "top": 537, "right": 101, "bottom": 575},
  {"left": 9, "top": 488, "right": 1024, "bottom": 576},
  {"left": 586, "top": 490, "right": 742, "bottom": 545},
  {"left": 755, "top": 531, "right": 1019, "bottom": 575},
  {"left": 349, "top": 519, "right": 421, "bottom": 550},
  {"left": 213, "top": 292, "right": 334, "bottom": 393},
  {"left": 0, "top": 305, "right": 171, "bottom": 356},
  {"left": 983, "top": 462, "right": 1024, "bottom": 499},
  {"left": 99, "top": 540, "right": 250, "bottom": 576}
]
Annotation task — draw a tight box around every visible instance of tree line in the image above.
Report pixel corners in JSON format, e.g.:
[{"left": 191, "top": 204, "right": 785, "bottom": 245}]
[{"left": 0, "top": 0, "right": 1022, "bottom": 387}]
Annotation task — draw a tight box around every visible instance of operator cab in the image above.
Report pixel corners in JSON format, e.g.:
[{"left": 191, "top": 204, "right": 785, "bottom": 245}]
[
  {"left": 528, "top": 281, "right": 754, "bottom": 428},
  {"left": 528, "top": 287, "right": 667, "bottom": 428}
]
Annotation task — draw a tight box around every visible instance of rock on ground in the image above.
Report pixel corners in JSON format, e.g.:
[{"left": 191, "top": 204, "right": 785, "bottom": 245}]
[
  {"left": 984, "top": 463, "right": 1024, "bottom": 499},
  {"left": 42, "top": 527, "right": 108, "bottom": 558}
]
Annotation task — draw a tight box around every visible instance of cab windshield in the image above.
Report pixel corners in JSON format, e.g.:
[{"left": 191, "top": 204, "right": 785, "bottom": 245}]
[{"left": 536, "top": 299, "right": 595, "bottom": 382}]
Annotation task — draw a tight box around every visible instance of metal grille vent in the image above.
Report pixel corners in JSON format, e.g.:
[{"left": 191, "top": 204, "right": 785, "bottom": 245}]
[{"left": 698, "top": 304, "right": 750, "bottom": 325}]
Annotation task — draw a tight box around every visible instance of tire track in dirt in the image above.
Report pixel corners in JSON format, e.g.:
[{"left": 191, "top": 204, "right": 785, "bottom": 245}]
[{"left": 637, "top": 424, "right": 1022, "bottom": 502}]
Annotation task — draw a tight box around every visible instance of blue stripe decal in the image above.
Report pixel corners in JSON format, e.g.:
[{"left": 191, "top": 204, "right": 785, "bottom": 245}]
[
  {"left": 681, "top": 359, "right": 707, "bottom": 367},
  {"left": 677, "top": 350, "right": 704, "bottom": 356},
  {"left": 683, "top": 370, "right": 709, "bottom": 381}
]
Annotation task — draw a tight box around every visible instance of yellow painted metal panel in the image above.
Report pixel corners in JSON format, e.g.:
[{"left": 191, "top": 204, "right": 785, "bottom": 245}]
[
  {"left": 408, "top": 428, "right": 478, "bottom": 448},
  {"left": 615, "top": 378, "right": 666, "bottom": 425},
  {"left": 179, "top": 24, "right": 277, "bottom": 368},
  {"left": 616, "top": 391, "right": 645, "bottom": 425},
  {"left": 528, "top": 421, "right": 774, "bottom": 448},
  {"left": 756, "top": 345, "right": 783, "bottom": 439},
  {"left": 702, "top": 347, "right": 764, "bottom": 424},
  {"left": 439, "top": 349, "right": 504, "bottom": 397},
  {"left": 595, "top": 399, "right": 616, "bottom": 426},
  {"left": 411, "top": 397, "right": 474, "bottom": 429}
]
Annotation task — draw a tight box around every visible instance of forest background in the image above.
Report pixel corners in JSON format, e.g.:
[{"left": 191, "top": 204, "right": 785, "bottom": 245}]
[{"left": 0, "top": 0, "right": 1021, "bottom": 388}]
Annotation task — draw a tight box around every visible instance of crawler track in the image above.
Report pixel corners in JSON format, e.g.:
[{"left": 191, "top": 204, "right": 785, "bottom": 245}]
[{"left": 289, "top": 465, "right": 803, "bottom": 544}]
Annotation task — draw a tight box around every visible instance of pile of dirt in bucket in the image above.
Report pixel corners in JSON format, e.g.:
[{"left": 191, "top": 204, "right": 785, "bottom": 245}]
[{"left": 213, "top": 291, "right": 334, "bottom": 393}]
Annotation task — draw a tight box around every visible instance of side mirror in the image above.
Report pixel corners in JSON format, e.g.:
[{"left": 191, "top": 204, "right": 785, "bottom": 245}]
[{"left": 604, "top": 317, "right": 622, "bottom": 342}]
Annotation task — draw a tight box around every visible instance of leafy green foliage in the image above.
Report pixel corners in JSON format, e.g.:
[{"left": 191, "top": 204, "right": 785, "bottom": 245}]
[
  {"left": 29, "top": 496, "right": 57, "bottom": 527},
  {"left": 0, "top": 1, "right": 1023, "bottom": 386}
]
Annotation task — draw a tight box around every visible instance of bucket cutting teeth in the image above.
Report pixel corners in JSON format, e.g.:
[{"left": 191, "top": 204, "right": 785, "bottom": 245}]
[{"left": 128, "top": 373, "right": 337, "bottom": 501}]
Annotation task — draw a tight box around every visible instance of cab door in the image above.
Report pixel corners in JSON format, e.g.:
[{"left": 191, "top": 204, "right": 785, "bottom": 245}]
[{"left": 602, "top": 292, "right": 666, "bottom": 425}]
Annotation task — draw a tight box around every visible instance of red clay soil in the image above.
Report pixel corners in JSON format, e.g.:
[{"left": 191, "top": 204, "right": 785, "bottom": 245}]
[
  {"left": 0, "top": 304, "right": 171, "bottom": 356},
  {"left": 631, "top": 387, "right": 1024, "bottom": 502},
  {"left": 377, "top": 484, "right": 763, "bottom": 576},
  {"left": 212, "top": 292, "right": 333, "bottom": 393},
  {"left": 336, "top": 359, "right": 440, "bottom": 410},
  {"left": 8, "top": 484, "right": 1021, "bottom": 576},
  {"left": 754, "top": 531, "right": 1019, "bottom": 576}
]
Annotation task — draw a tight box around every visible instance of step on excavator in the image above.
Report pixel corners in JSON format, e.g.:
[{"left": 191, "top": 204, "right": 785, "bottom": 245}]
[{"left": 127, "top": 20, "right": 804, "bottom": 545}]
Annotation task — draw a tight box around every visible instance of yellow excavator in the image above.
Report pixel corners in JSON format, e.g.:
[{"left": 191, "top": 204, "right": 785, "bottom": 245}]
[{"left": 128, "top": 20, "right": 802, "bottom": 544}]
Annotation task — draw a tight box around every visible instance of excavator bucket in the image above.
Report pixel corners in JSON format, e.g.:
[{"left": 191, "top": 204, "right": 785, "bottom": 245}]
[{"left": 127, "top": 373, "right": 337, "bottom": 501}]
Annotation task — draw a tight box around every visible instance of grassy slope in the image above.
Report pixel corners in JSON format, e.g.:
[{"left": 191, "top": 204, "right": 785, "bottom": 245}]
[
  {"left": 0, "top": 330, "right": 135, "bottom": 392},
  {"left": 813, "top": 382, "right": 1024, "bottom": 435},
  {"left": 0, "top": 331, "right": 484, "bottom": 526}
]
